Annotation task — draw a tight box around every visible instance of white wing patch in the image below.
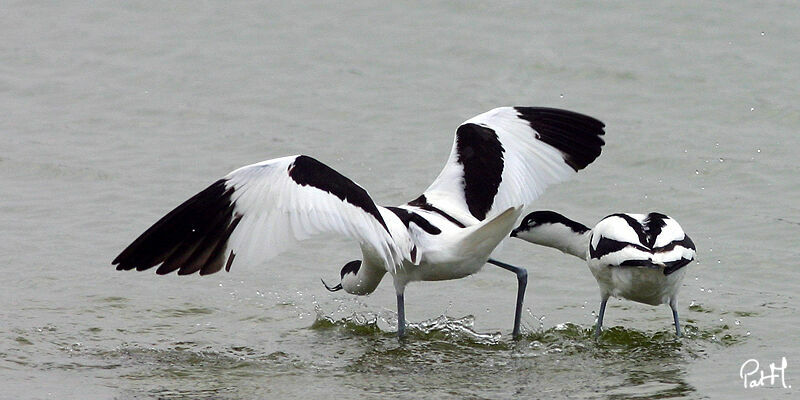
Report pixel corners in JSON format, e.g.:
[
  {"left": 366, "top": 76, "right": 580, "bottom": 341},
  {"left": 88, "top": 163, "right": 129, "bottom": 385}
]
[
  {"left": 422, "top": 107, "right": 605, "bottom": 223},
  {"left": 113, "top": 155, "right": 411, "bottom": 276},
  {"left": 223, "top": 156, "right": 405, "bottom": 271}
]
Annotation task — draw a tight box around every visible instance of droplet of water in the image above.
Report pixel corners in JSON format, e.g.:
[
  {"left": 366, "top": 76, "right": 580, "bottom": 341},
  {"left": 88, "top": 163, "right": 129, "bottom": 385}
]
[
  {"left": 717, "top": 260, "right": 721, "bottom": 264},
  {"left": 559, "top": 93, "right": 564, "bottom": 98},
  {"left": 756, "top": 148, "right": 761, "bottom": 153},
  {"left": 719, "top": 158, "right": 724, "bottom": 163},
  {"left": 719, "top": 317, "right": 724, "bottom": 322},
  {"left": 695, "top": 170, "right": 700, "bottom": 175},
  {"left": 700, "top": 287, "right": 705, "bottom": 292},
  {"left": 735, "top": 319, "right": 741, "bottom": 325},
  {"left": 690, "top": 300, "right": 696, "bottom": 306},
  {"left": 760, "top": 31, "right": 765, "bottom": 36},
  {"left": 750, "top": 107, "right": 755, "bottom": 111},
  {"left": 746, "top": 331, "right": 751, "bottom": 336}
]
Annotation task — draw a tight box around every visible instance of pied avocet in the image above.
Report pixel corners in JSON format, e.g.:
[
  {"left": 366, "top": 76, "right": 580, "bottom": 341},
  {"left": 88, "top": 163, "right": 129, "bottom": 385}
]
[{"left": 511, "top": 211, "right": 695, "bottom": 337}]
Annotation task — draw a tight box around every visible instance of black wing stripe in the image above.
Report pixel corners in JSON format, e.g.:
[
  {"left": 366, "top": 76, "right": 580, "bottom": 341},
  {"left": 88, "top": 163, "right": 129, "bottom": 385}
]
[
  {"left": 653, "top": 234, "right": 696, "bottom": 253},
  {"left": 386, "top": 206, "right": 441, "bottom": 235},
  {"left": 288, "top": 155, "right": 389, "bottom": 233},
  {"left": 676, "top": 234, "right": 696, "bottom": 251},
  {"left": 643, "top": 212, "right": 669, "bottom": 248},
  {"left": 590, "top": 236, "right": 649, "bottom": 259},
  {"left": 663, "top": 258, "right": 693, "bottom": 275},
  {"left": 619, "top": 259, "right": 659, "bottom": 268},
  {"left": 407, "top": 194, "right": 467, "bottom": 228},
  {"left": 606, "top": 213, "right": 649, "bottom": 248},
  {"left": 455, "top": 123, "right": 504, "bottom": 221}
]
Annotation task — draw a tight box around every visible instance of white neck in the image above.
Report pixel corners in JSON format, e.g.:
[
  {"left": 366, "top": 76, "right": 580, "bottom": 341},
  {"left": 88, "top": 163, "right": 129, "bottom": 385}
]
[{"left": 342, "top": 262, "right": 386, "bottom": 295}]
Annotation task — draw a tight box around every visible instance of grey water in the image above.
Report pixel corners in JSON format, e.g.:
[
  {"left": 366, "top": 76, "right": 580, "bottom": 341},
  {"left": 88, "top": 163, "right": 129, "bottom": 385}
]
[{"left": 2, "top": 1, "right": 798, "bottom": 399}]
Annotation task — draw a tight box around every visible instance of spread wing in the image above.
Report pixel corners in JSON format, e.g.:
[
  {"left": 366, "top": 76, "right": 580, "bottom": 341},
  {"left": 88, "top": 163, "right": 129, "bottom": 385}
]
[
  {"left": 112, "top": 155, "right": 404, "bottom": 275},
  {"left": 416, "top": 107, "right": 605, "bottom": 225}
]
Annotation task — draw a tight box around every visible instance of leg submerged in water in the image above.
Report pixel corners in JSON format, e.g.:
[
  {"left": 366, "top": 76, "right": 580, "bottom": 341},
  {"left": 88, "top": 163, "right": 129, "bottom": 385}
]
[
  {"left": 595, "top": 297, "right": 608, "bottom": 339},
  {"left": 396, "top": 292, "right": 406, "bottom": 338},
  {"left": 670, "top": 299, "right": 681, "bottom": 337},
  {"left": 487, "top": 258, "right": 528, "bottom": 338}
]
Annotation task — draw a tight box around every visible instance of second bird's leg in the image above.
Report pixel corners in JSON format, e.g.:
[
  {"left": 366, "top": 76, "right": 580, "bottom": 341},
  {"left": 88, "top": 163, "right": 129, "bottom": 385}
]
[
  {"left": 670, "top": 299, "right": 681, "bottom": 337},
  {"left": 487, "top": 258, "right": 528, "bottom": 338},
  {"left": 595, "top": 297, "right": 608, "bottom": 338},
  {"left": 396, "top": 292, "right": 406, "bottom": 338}
]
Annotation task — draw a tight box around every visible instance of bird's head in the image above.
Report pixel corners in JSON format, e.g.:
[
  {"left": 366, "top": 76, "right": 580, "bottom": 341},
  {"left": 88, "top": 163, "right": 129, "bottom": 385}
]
[
  {"left": 322, "top": 260, "right": 381, "bottom": 295},
  {"left": 511, "top": 211, "right": 591, "bottom": 259},
  {"left": 511, "top": 211, "right": 568, "bottom": 240}
]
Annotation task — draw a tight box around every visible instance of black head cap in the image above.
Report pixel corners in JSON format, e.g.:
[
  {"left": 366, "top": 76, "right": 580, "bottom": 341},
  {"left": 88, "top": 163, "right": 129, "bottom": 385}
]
[
  {"left": 322, "top": 260, "right": 362, "bottom": 292},
  {"left": 340, "top": 260, "right": 362, "bottom": 278}
]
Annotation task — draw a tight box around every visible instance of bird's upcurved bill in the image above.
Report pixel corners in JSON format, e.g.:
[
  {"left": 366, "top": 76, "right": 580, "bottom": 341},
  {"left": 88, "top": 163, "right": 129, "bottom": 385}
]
[{"left": 321, "top": 279, "right": 342, "bottom": 292}]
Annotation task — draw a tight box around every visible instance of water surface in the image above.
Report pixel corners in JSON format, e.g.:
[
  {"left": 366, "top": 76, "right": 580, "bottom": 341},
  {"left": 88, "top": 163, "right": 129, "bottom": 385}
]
[{"left": 2, "top": 1, "right": 798, "bottom": 399}]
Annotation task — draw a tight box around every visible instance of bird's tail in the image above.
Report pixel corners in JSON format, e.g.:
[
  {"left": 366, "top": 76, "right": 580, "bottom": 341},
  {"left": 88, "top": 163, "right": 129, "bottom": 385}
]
[{"left": 458, "top": 206, "right": 522, "bottom": 259}]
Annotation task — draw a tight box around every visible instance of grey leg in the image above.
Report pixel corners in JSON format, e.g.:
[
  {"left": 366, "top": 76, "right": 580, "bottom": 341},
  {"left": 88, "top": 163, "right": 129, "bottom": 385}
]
[
  {"left": 670, "top": 300, "right": 681, "bottom": 337},
  {"left": 396, "top": 292, "right": 406, "bottom": 338},
  {"left": 595, "top": 297, "right": 608, "bottom": 338},
  {"left": 487, "top": 258, "right": 528, "bottom": 339}
]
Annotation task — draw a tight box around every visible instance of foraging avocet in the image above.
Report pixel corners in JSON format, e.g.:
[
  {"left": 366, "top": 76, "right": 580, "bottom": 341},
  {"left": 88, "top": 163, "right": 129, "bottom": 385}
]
[
  {"left": 510, "top": 211, "right": 696, "bottom": 337},
  {"left": 112, "top": 107, "right": 605, "bottom": 338}
]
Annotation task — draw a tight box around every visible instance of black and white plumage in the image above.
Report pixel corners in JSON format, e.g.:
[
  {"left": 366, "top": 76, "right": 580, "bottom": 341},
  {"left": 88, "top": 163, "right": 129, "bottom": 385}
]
[
  {"left": 511, "top": 211, "right": 696, "bottom": 337},
  {"left": 113, "top": 107, "right": 606, "bottom": 338}
]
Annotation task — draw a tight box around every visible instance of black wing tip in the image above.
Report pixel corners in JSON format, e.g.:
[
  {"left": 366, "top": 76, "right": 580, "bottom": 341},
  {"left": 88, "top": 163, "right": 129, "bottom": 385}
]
[
  {"left": 112, "top": 179, "right": 239, "bottom": 277},
  {"left": 513, "top": 106, "right": 606, "bottom": 124},
  {"left": 513, "top": 106, "right": 606, "bottom": 171}
]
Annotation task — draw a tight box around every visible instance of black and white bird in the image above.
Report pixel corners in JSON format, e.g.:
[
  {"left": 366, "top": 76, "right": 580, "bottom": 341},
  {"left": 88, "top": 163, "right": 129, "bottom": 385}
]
[
  {"left": 510, "top": 211, "right": 696, "bottom": 337},
  {"left": 112, "top": 107, "right": 605, "bottom": 338}
]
